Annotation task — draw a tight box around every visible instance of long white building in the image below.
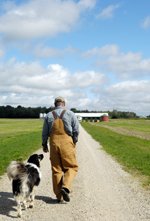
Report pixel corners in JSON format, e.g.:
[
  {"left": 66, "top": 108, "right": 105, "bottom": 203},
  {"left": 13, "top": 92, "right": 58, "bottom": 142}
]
[
  {"left": 40, "top": 112, "right": 109, "bottom": 121},
  {"left": 75, "top": 112, "right": 109, "bottom": 121}
]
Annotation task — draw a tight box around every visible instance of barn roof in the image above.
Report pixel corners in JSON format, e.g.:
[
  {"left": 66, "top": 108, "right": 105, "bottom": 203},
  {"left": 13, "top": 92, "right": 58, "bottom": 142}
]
[{"left": 75, "top": 112, "right": 108, "bottom": 117}]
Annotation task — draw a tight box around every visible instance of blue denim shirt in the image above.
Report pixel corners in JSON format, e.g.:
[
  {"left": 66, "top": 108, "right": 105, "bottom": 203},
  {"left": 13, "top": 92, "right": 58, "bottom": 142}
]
[{"left": 42, "top": 106, "right": 79, "bottom": 144}]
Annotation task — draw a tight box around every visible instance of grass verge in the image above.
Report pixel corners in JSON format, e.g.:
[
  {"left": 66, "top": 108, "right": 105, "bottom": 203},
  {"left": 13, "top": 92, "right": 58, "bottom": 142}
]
[
  {"left": 0, "top": 119, "right": 43, "bottom": 176},
  {"left": 81, "top": 122, "right": 150, "bottom": 187},
  {"left": 100, "top": 119, "right": 150, "bottom": 133}
]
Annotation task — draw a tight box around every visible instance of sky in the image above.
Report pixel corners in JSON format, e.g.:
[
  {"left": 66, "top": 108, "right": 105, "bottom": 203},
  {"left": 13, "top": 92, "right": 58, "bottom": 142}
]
[{"left": 0, "top": 0, "right": 150, "bottom": 116}]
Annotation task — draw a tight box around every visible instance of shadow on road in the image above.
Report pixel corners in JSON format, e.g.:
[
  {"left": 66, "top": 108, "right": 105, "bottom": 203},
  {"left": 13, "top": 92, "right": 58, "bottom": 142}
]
[
  {"left": 0, "top": 191, "right": 17, "bottom": 218},
  {"left": 36, "top": 195, "right": 62, "bottom": 204},
  {"left": 0, "top": 192, "right": 64, "bottom": 218}
]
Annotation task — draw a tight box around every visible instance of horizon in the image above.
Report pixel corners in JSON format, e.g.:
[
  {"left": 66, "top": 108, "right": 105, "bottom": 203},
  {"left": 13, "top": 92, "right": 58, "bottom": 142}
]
[{"left": 0, "top": 104, "right": 147, "bottom": 117}]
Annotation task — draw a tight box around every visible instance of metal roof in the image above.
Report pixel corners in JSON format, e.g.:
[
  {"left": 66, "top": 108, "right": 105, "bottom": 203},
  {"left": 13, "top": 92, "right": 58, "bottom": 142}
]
[{"left": 75, "top": 112, "right": 108, "bottom": 117}]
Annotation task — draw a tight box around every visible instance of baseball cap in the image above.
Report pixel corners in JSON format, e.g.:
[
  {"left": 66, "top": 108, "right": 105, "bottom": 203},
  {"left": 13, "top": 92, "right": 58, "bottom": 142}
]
[{"left": 54, "top": 96, "right": 65, "bottom": 104}]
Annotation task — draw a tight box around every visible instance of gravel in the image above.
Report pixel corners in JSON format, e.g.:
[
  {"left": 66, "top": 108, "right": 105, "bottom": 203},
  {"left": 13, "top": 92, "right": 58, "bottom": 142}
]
[{"left": 0, "top": 125, "right": 150, "bottom": 221}]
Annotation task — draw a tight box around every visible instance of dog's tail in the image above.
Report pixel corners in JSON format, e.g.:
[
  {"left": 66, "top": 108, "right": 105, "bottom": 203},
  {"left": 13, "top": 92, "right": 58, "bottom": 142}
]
[{"left": 7, "top": 161, "right": 27, "bottom": 180}]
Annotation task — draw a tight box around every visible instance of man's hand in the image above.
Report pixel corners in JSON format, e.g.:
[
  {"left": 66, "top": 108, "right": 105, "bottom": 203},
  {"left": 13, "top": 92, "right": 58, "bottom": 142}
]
[
  {"left": 43, "top": 146, "right": 49, "bottom": 153},
  {"left": 72, "top": 132, "right": 78, "bottom": 145},
  {"left": 42, "top": 142, "right": 49, "bottom": 153}
]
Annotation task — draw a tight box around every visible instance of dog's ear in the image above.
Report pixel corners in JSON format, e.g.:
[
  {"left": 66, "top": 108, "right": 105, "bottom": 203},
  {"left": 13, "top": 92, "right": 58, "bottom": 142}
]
[{"left": 38, "top": 154, "right": 44, "bottom": 161}]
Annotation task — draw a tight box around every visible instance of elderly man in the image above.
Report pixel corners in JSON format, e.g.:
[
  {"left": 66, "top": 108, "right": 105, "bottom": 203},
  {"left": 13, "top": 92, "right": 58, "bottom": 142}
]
[{"left": 42, "top": 96, "right": 79, "bottom": 202}]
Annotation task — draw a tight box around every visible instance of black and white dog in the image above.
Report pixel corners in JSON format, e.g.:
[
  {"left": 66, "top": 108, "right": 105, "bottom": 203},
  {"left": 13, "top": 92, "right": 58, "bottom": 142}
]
[{"left": 7, "top": 154, "right": 44, "bottom": 217}]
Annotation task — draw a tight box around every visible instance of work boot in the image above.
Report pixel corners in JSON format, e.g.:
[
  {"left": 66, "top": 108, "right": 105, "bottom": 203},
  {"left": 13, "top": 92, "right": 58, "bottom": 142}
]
[
  {"left": 57, "top": 198, "right": 63, "bottom": 203},
  {"left": 61, "top": 188, "right": 70, "bottom": 202},
  {"left": 56, "top": 194, "right": 63, "bottom": 203}
]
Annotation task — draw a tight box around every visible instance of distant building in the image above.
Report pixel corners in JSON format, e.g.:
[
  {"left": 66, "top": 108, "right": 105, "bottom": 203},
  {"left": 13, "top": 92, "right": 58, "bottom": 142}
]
[
  {"left": 39, "top": 112, "right": 109, "bottom": 122},
  {"left": 39, "top": 113, "right": 47, "bottom": 119},
  {"left": 75, "top": 112, "right": 109, "bottom": 122}
]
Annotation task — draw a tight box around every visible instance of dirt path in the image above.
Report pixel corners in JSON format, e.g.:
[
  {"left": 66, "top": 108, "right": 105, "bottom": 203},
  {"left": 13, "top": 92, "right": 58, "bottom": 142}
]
[{"left": 0, "top": 125, "right": 150, "bottom": 221}]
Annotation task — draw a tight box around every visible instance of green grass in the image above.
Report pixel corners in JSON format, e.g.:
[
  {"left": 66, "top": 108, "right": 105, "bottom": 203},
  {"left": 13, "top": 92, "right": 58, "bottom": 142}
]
[
  {"left": 100, "top": 119, "right": 150, "bottom": 133},
  {"left": 0, "top": 119, "right": 43, "bottom": 176},
  {"left": 81, "top": 122, "right": 150, "bottom": 186},
  {"left": 0, "top": 119, "right": 42, "bottom": 137}
]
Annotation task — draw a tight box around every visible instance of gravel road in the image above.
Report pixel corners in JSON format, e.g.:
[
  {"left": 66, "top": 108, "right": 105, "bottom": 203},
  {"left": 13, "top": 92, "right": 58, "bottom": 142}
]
[{"left": 0, "top": 125, "right": 150, "bottom": 221}]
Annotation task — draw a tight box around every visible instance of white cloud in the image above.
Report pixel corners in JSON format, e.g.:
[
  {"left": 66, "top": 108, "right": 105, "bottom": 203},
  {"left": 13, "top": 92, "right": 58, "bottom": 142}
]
[
  {"left": 0, "top": 60, "right": 105, "bottom": 107},
  {"left": 33, "top": 45, "right": 63, "bottom": 58},
  {"left": 0, "top": 58, "right": 150, "bottom": 115},
  {"left": 107, "top": 80, "right": 150, "bottom": 96},
  {"left": 78, "top": 0, "right": 96, "bottom": 10},
  {"left": 0, "top": 2, "right": 149, "bottom": 116},
  {"left": 32, "top": 44, "right": 79, "bottom": 58},
  {"left": 72, "top": 70, "right": 105, "bottom": 87},
  {"left": 104, "top": 80, "right": 150, "bottom": 114},
  {"left": 141, "top": 16, "right": 150, "bottom": 29},
  {"left": 83, "top": 44, "right": 150, "bottom": 78},
  {"left": 97, "top": 4, "right": 120, "bottom": 19},
  {"left": 0, "top": 0, "right": 95, "bottom": 41},
  {"left": 103, "top": 52, "right": 150, "bottom": 78},
  {"left": 84, "top": 44, "right": 119, "bottom": 57}
]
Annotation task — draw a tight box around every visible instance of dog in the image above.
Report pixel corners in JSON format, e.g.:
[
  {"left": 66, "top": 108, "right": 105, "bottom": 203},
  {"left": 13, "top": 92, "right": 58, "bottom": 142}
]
[{"left": 7, "top": 154, "right": 44, "bottom": 217}]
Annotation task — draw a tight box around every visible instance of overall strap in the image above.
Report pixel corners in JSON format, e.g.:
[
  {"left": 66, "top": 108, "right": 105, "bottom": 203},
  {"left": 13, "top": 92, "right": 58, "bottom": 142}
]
[
  {"left": 52, "top": 110, "right": 66, "bottom": 119},
  {"left": 52, "top": 111, "right": 58, "bottom": 119},
  {"left": 60, "top": 110, "right": 66, "bottom": 119}
]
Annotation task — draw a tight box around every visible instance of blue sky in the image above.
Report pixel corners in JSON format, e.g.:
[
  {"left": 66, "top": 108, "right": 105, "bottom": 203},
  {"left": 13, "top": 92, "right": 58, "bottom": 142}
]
[{"left": 0, "top": 0, "right": 150, "bottom": 116}]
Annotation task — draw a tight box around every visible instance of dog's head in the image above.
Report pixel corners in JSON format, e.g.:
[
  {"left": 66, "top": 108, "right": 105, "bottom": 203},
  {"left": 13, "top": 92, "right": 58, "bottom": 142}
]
[{"left": 27, "top": 154, "right": 44, "bottom": 168}]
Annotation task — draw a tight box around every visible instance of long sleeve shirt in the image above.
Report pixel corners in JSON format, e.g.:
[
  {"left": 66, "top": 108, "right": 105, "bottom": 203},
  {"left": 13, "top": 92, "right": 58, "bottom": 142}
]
[{"left": 42, "top": 106, "right": 79, "bottom": 144}]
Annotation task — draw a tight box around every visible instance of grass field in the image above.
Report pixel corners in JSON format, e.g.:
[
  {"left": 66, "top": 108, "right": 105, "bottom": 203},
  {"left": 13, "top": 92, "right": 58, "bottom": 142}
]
[
  {"left": 100, "top": 119, "right": 150, "bottom": 133},
  {"left": 81, "top": 119, "right": 150, "bottom": 187},
  {"left": 0, "top": 119, "right": 43, "bottom": 176},
  {"left": 1, "top": 118, "right": 150, "bottom": 187}
]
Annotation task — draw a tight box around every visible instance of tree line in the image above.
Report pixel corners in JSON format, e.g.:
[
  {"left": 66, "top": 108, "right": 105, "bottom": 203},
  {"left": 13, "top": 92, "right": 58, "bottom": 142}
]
[
  {"left": 0, "top": 105, "right": 146, "bottom": 119},
  {"left": 0, "top": 105, "right": 54, "bottom": 118}
]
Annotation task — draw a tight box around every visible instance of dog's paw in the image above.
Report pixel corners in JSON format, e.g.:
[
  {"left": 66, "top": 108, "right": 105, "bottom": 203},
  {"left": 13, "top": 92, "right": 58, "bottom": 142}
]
[
  {"left": 22, "top": 203, "right": 27, "bottom": 210},
  {"left": 17, "top": 212, "right": 22, "bottom": 218},
  {"left": 29, "top": 203, "right": 34, "bottom": 208}
]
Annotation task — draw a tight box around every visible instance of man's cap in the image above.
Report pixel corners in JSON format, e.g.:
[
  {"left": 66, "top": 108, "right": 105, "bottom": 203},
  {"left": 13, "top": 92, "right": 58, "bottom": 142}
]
[{"left": 54, "top": 96, "right": 65, "bottom": 103}]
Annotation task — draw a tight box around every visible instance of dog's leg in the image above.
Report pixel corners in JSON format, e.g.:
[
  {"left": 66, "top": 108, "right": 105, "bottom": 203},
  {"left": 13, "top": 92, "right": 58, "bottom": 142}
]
[
  {"left": 15, "top": 196, "right": 22, "bottom": 218},
  {"left": 22, "top": 199, "right": 27, "bottom": 210},
  {"left": 29, "top": 189, "right": 35, "bottom": 208}
]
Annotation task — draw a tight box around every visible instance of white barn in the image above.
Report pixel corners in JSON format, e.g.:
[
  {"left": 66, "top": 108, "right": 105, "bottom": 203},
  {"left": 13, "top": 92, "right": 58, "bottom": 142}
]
[
  {"left": 40, "top": 112, "right": 109, "bottom": 122},
  {"left": 39, "top": 113, "right": 47, "bottom": 118},
  {"left": 75, "top": 112, "right": 109, "bottom": 122}
]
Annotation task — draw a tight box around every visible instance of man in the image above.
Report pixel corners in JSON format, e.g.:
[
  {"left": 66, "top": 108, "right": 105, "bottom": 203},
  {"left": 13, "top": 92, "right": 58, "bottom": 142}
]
[{"left": 42, "top": 96, "right": 79, "bottom": 203}]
